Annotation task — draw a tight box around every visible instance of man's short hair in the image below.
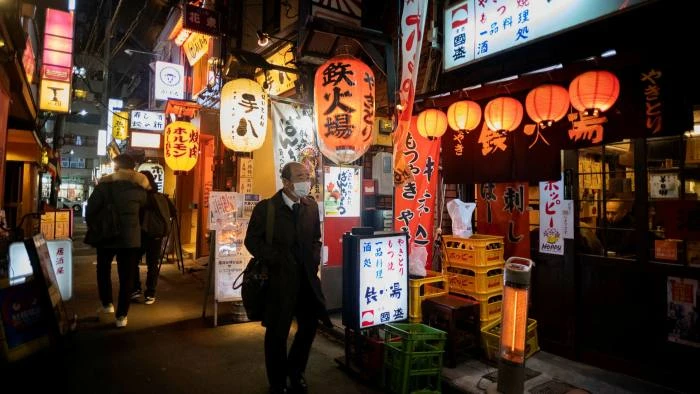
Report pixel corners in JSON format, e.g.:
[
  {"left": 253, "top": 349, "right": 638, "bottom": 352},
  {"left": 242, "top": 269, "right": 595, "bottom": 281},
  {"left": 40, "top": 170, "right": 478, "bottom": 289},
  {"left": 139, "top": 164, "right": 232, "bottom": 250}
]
[
  {"left": 281, "top": 162, "right": 301, "bottom": 180},
  {"left": 114, "top": 154, "right": 136, "bottom": 170}
]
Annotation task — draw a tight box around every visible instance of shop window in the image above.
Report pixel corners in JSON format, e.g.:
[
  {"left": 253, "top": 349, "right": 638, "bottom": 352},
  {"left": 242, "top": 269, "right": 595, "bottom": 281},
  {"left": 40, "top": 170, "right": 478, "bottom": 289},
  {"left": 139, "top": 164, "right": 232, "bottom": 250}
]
[
  {"left": 647, "top": 136, "right": 700, "bottom": 266},
  {"left": 576, "top": 140, "right": 636, "bottom": 258}
]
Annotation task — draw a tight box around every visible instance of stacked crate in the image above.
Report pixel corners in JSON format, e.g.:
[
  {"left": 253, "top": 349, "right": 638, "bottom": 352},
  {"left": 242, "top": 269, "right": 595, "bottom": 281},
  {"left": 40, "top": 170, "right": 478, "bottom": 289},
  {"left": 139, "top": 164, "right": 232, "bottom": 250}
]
[
  {"left": 441, "top": 234, "right": 505, "bottom": 329},
  {"left": 383, "top": 323, "right": 447, "bottom": 394}
]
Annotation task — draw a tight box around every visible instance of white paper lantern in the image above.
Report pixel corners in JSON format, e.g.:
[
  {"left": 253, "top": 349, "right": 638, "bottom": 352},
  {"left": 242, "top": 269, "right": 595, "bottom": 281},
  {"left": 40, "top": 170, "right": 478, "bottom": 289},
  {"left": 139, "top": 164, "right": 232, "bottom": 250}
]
[{"left": 220, "top": 78, "right": 269, "bottom": 152}]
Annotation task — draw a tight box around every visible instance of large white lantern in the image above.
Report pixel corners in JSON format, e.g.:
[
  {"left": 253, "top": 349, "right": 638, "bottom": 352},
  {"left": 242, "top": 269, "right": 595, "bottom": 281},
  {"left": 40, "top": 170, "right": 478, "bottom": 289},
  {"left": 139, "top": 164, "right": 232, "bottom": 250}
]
[{"left": 220, "top": 78, "right": 269, "bottom": 152}]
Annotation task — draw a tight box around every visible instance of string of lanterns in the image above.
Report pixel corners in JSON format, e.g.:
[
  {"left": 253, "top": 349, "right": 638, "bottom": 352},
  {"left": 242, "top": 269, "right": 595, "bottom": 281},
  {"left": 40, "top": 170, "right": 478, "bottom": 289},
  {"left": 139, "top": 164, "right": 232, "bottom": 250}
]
[{"left": 414, "top": 70, "right": 620, "bottom": 140}]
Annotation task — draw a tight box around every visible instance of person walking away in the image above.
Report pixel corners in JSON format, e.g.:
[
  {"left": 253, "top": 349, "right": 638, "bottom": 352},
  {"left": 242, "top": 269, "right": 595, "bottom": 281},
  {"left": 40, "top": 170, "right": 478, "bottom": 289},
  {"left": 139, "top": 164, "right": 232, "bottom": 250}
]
[
  {"left": 86, "top": 154, "right": 149, "bottom": 328},
  {"left": 131, "top": 170, "right": 168, "bottom": 305},
  {"left": 244, "top": 162, "right": 332, "bottom": 394}
]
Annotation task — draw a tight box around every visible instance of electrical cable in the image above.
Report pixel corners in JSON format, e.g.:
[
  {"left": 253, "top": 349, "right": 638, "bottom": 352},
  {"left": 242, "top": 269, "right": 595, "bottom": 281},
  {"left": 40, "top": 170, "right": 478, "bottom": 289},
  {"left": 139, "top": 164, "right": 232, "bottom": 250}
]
[
  {"left": 82, "top": 0, "right": 104, "bottom": 54},
  {"left": 110, "top": 0, "right": 149, "bottom": 58}
]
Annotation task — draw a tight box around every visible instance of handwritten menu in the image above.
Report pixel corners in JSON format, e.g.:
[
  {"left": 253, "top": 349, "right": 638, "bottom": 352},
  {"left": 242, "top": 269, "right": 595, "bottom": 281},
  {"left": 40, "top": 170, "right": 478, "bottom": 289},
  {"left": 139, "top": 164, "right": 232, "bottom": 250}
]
[{"left": 358, "top": 234, "right": 409, "bottom": 329}]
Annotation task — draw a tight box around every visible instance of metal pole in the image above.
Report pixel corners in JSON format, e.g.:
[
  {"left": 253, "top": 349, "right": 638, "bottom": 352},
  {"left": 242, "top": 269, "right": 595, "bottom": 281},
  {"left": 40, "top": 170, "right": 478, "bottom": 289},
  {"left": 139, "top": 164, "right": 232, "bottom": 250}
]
[{"left": 101, "top": 0, "right": 112, "bottom": 149}]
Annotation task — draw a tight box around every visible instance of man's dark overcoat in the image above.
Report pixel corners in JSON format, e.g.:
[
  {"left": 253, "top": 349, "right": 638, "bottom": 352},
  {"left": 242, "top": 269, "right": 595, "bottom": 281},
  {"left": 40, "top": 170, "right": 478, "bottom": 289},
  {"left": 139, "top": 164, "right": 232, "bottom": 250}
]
[{"left": 244, "top": 190, "right": 331, "bottom": 328}]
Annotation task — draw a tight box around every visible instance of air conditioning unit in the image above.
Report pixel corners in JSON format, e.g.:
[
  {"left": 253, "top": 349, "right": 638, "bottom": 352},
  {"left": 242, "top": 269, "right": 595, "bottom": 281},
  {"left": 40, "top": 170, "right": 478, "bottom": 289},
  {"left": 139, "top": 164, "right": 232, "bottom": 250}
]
[{"left": 372, "top": 151, "right": 393, "bottom": 196}]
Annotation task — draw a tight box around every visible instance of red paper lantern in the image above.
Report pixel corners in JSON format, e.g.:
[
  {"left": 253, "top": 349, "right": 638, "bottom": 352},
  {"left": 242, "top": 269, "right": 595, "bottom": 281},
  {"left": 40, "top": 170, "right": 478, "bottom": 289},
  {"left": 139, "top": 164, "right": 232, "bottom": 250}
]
[
  {"left": 314, "top": 55, "right": 375, "bottom": 164},
  {"left": 164, "top": 121, "right": 199, "bottom": 173},
  {"left": 416, "top": 108, "right": 448, "bottom": 140},
  {"left": 525, "top": 84, "right": 570, "bottom": 127},
  {"left": 568, "top": 70, "right": 620, "bottom": 116},
  {"left": 447, "top": 100, "right": 482, "bottom": 133},
  {"left": 484, "top": 97, "right": 523, "bottom": 133}
]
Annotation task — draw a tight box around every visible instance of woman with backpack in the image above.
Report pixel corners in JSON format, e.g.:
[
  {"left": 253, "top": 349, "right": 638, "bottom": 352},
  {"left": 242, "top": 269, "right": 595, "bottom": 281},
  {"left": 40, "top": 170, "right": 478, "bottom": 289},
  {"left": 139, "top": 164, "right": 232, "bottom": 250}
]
[{"left": 131, "top": 170, "right": 170, "bottom": 305}]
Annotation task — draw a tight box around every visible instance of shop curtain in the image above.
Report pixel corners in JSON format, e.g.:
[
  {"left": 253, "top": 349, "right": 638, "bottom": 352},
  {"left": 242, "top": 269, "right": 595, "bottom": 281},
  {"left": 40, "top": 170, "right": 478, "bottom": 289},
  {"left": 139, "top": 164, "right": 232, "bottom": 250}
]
[
  {"left": 271, "top": 101, "right": 321, "bottom": 198},
  {"left": 394, "top": 116, "right": 441, "bottom": 271},
  {"left": 476, "top": 182, "right": 531, "bottom": 260}
]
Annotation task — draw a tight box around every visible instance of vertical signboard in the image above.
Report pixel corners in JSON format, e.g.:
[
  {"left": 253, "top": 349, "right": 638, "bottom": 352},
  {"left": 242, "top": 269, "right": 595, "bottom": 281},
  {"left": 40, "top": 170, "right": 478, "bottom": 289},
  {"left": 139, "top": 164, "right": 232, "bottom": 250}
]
[
  {"left": 539, "top": 176, "right": 564, "bottom": 255},
  {"left": 40, "top": 8, "right": 74, "bottom": 113},
  {"left": 347, "top": 232, "right": 409, "bottom": 330}
]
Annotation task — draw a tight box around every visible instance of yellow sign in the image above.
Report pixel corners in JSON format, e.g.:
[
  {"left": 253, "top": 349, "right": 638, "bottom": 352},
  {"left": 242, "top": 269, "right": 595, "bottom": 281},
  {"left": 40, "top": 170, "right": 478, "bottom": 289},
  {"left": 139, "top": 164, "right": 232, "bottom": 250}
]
[
  {"left": 255, "top": 43, "right": 297, "bottom": 96},
  {"left": 183, "top": 32, "right": 210, "bottom": 66},
  {"left": 112, "top": 111, "right": 129, "bottom": 140},
  {"left": 39, "top": 80, "right": 71, "bottom": 113}
]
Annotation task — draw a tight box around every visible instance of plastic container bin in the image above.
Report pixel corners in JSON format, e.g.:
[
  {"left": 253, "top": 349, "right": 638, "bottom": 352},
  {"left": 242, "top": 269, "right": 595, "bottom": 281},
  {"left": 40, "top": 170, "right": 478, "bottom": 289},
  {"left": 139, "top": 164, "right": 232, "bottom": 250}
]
[
  {"left": 445, "top": 263, "right": 504, "bottom": 294},
  {"left": 409, "top": 271, "right": 449, "bottom": 323},
  {"left": 442, "top": 235, "right": 504, "bottom": 267},
  {"left": 459, "top": 290, "right": 504, "bottom": 322},
  {"left": 383, "top": 323, "right": 447, "bottom": 394},
  {"left": 480, "top": 318, "right": 540, "bottom": 362}
]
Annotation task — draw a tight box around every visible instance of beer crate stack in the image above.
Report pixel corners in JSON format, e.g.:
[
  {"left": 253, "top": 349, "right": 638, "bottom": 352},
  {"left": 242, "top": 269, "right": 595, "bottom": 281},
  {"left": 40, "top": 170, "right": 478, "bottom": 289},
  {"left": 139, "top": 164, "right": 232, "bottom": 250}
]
[{"left": 441, "top": 234, "right": 505, "bottom": 329}]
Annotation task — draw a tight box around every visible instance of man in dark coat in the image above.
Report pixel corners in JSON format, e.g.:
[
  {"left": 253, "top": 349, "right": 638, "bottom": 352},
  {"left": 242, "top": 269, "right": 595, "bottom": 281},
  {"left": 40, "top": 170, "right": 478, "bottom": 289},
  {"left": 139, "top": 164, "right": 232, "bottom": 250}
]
[
  {"left": 244, "top": 162, "right": 332, "bottom": 394},
  {"left": 86, "top": 154, "right": 150, "bottom": 328}
]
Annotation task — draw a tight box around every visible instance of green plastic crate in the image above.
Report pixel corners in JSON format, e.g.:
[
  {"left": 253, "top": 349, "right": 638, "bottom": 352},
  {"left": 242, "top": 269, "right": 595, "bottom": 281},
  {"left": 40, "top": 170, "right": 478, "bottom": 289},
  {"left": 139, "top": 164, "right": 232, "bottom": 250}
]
[
  {"left": 383, "top": 323, "right": 446, "bottom": 394},
  {"left": 383, "top": 322, "right": 447, "bottom": 352}
]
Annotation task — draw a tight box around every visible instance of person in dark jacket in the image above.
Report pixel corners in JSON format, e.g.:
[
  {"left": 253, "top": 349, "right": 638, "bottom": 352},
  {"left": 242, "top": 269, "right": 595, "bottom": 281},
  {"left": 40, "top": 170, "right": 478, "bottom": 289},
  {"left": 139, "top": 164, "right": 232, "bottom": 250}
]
[
  {"left": 131, "top": 170, "right": 164, "bottom": 305},
  {"left": 86, "top": 154, "right": 149, "bottom": 328},
  {"left": 244, "top": 162, "right": 332, "bottom": 394}
]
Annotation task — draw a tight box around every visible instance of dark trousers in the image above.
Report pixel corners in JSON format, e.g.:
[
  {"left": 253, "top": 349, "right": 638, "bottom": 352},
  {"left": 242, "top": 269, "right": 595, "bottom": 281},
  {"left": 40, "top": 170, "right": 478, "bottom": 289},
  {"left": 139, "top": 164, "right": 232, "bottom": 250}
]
[
  {"left": 134, "top": 235, "right": 162, "bottom": 297},
  {"left": 264, "top": 276, "right": 319, "bottom": 388},
  {"left": 97, "top": 247, "right": 141, "bottom": 317}
]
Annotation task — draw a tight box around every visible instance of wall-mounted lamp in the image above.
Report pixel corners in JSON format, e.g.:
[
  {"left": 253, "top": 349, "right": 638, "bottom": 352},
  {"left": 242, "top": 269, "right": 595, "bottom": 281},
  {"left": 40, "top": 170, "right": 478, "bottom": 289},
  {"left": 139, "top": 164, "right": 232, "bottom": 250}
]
[
  {"left": 124, "top": 49, "right": 161, "bottom": 59},
  {"left": 256, "top": 30, "right": 296, "bottom": 47}
]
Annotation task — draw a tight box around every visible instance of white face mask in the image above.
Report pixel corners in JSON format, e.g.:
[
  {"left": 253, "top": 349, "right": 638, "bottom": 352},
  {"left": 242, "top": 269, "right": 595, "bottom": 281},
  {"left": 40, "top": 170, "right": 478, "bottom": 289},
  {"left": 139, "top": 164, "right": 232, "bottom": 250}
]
[{"left": 293, "top": 181, "right": 311, "bottom": 198}]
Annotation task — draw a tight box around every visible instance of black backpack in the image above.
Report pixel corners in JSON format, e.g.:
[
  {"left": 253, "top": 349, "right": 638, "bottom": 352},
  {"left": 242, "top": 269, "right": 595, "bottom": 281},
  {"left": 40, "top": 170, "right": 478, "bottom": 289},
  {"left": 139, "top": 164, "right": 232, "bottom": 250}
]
[{"left": 141, "top": 192, "right": 171, "bottom": 238}]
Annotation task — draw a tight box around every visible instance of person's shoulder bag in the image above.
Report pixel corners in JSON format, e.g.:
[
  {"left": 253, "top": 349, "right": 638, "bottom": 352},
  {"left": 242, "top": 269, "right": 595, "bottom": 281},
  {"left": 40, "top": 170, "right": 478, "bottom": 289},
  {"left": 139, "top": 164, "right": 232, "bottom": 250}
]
[
  {"left": 233, "top": 198, "right": 275, "bottom": 321},
  {"left": 84, "top": 183, "right": 121, "bottom": 246}
]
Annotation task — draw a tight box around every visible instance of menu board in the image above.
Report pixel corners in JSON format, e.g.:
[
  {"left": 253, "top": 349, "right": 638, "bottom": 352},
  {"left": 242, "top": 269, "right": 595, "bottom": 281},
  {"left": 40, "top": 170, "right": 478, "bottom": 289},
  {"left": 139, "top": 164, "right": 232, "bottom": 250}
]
[
  {"left": 667, "top": 277, "right": 700, "bottom": 347},
  {"left": 357, "top": 233, "right": 409, "bottom": 329},
  {"left": 209, "top": 192, "right": 258, "bottom": 302}
]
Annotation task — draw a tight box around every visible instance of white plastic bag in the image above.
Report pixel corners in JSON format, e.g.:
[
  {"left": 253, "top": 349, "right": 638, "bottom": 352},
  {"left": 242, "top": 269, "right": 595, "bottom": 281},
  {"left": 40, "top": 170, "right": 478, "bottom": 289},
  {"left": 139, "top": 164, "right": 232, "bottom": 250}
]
[
  {"left": 446, "top": 199, "right": 476, "bottom": 238},
  {"left": 409, "top": 244, "right": 428, "bottom": 277}
]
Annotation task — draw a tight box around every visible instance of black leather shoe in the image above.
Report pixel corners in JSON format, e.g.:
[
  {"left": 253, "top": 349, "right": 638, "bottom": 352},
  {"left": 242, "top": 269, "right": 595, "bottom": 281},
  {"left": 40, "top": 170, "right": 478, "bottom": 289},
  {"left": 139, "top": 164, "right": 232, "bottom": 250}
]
[{"left": 288, "top": 374, "right": 308, "bottom": 394}]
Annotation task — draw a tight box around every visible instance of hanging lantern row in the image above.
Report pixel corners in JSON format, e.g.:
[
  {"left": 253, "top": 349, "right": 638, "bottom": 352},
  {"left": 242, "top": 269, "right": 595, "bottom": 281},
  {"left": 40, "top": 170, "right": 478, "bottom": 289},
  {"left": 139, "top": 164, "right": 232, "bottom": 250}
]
[
  {"left": 414, "top": 70, "right": 620, "bottom": 139},
  {"left": 313, "top": 55, "right": 375, "bottom": 165},
  {"left": 220, "top": 78, "right": 269, "bottom": 153}
]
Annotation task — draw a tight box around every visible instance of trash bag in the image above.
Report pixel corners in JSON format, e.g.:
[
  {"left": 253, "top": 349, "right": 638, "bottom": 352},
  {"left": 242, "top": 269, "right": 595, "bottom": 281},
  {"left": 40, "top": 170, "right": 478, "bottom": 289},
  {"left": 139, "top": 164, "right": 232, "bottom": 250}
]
[
  {"left": 409, "top": 244, "right": 428, "bottom": 277},
  {"left": 446, "top": 199, "right": 476, "bottom": 238}
]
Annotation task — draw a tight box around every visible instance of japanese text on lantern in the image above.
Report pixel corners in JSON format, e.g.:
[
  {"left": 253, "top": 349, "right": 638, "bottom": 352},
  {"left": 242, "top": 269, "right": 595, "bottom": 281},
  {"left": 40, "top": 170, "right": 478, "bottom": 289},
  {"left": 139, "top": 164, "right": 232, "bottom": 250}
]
[
  {"left": 359, "top": 235, "right": 408, "bottom": 328},
  {"left": 166, "top": 125, "right": 199, "bottom": 158},
  {"left": 321, "top": 62, "right": 355, "bottom": 139}
]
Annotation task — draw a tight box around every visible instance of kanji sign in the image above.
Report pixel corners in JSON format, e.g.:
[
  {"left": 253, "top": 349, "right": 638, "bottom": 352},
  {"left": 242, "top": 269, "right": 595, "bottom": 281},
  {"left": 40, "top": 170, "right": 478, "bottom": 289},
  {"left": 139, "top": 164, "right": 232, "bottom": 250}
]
[
  {"left": 539, "top": 175, "right": 564, "bottom": 255},
  {"left": 130, "top": 110, "right": 166, "bottom": 132},
  {"left": 183, "top": 4, "right": 220, "bottom": 36}
]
